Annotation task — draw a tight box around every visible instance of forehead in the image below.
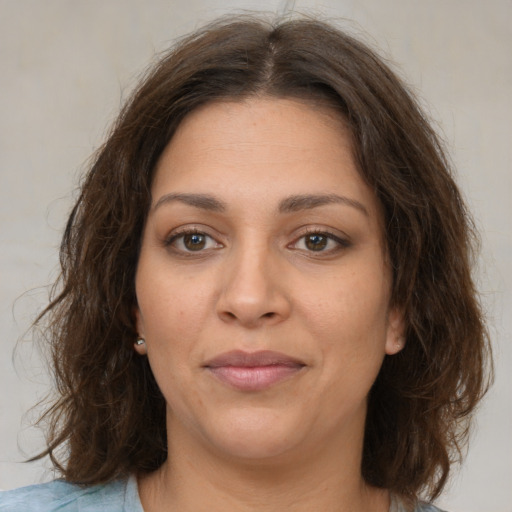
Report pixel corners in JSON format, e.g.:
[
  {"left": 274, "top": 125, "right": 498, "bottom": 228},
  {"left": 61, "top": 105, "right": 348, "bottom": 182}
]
[{"left": 151, "top": 97, "right": 379, "bottom": 221}]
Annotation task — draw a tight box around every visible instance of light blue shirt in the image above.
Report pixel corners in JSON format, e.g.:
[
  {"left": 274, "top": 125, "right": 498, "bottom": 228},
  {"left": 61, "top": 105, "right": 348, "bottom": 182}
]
[
  {"left": 0, "top": 474, "right": 446, "bottom": 511},
  {"left": 0, "top": 475, "right": 143, "bottom": 512}
]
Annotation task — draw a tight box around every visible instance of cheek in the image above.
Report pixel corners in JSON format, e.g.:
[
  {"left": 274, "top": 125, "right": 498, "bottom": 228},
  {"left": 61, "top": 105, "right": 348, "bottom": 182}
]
[
  {"left": 136, "top": 257, "right": 215, "bottom": 339},
  {"left": 297, "top": 262, "right": 391, "bottom": 360},
  {"left": 136, "top": 268, "right": 209, "bottom": 398}
]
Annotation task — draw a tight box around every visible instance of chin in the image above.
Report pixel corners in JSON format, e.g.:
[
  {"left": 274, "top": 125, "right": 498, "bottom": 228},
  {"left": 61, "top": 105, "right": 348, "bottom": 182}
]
[{"left": 201, "top": 408, "right": 307, "bottom": 462}]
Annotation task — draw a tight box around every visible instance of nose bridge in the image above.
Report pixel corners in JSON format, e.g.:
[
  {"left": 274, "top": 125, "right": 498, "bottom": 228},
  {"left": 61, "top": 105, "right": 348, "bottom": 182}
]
[{"left": 217, "top": 235, "right": 289, "bottom": 326}]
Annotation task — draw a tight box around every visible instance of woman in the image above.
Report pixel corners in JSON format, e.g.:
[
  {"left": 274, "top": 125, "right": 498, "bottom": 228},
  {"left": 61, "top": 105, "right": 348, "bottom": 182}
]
[{"left": 0, "top": 15, "right": 491, "bottom": 512}]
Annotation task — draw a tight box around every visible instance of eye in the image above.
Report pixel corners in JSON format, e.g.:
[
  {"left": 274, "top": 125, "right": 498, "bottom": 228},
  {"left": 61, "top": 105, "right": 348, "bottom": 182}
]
[
  {"left": 166, "top": 230, "right": 220, "bottom": 252},
  {"left": 304, "top": 233, "right": 329, "bottom": 251},
  {"left": 292, "top": 231, "right": 349, "bottom": 253}
]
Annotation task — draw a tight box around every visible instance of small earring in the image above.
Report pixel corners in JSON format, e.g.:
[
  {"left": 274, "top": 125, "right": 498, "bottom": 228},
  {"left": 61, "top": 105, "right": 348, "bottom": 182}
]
[{"left": 134, "top": 338, "right": 147, "bottom": 354}]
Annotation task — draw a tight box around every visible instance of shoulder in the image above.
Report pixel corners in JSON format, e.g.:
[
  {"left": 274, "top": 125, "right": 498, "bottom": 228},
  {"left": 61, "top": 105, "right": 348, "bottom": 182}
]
[
  {"left": 415, "top": 503, "right": 448, "bottom": 512},
  {"left": 393, "top": 495, "right": 448, "bottom": 512},
  {"left": 0, "top": 475, "right": 142, "bottom": 512}
]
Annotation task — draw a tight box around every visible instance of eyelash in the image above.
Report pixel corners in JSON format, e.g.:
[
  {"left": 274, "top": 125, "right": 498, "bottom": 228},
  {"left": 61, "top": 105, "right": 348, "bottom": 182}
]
[
  {"left": 164, "top": 228, "right": 221, "bottom": 254},
  {"left": 164, "top": 228, "right": 351, "bottom": 255},
  {"left": 292, "top": 228, "right": 351, "bottom": 254}
]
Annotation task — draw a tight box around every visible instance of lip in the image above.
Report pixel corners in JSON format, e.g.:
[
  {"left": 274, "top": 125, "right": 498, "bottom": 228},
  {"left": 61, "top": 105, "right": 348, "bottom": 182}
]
[{"left": 203, "top": 350, "right": 306, "bottom": 391}]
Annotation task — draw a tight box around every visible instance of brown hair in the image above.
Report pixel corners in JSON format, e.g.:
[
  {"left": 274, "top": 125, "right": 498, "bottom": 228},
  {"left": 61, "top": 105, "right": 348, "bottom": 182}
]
[{"left": 32, "top": 15, "right": 492, "bottom": 503}]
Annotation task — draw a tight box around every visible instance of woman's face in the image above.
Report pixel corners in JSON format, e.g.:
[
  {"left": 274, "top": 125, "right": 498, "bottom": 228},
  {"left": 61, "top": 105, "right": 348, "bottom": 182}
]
[{"left": 135, "top": 98, "right": 403, "bottom": 463}]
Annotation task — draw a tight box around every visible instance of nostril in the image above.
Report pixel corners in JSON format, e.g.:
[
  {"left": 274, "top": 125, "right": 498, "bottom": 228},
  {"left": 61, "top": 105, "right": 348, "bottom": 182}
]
[{"left": 222, "top": 311, "right": 276, "bottom": 322}]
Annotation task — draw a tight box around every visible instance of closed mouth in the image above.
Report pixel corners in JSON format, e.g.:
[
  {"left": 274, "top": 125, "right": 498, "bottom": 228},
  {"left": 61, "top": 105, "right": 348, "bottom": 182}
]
[{"left": 203, "top": 350, "right": 306, "bottom": 391}]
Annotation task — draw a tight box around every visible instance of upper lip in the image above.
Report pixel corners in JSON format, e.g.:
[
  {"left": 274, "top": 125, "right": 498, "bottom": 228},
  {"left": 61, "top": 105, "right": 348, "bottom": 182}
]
[{"left": 203, "top": 350, "right": 305, "bottom": 368}]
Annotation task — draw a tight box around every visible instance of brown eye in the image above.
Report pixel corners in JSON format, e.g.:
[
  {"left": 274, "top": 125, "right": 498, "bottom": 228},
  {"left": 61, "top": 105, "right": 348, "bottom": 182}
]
[
  {"left": 183, "top": 233, "right": 207, "bottom": 251},
  {"left": 167, "top": 230, "right": 221, "bottom": 253},
  {"left": 291, "top": 231, "right": 349, "bottom": 254},
  {"left": 305, "top": 234, "right": 328, "bottom": 251}
]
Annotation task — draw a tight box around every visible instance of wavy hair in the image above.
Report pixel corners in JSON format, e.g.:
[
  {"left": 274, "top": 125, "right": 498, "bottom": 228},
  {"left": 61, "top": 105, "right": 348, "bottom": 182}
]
[{"left": 32, "top": 15, "right": 492, "bottom": 503}]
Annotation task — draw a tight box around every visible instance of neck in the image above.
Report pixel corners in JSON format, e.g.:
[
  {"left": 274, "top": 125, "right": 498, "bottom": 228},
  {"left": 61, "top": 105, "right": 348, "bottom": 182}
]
[{"left": 138, "top": 415, "right": 389, "bottom": 512}]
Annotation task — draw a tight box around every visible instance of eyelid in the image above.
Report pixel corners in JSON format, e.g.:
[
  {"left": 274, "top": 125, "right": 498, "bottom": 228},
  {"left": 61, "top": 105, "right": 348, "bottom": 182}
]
[
  {"left": 164, "top": 226, "right": 223, "bottom": 252},
  {"left": 289, "top": 227, "right": 352, "bottom": 253},
  {"left": 162, "top": 224, "right": 351, "bottom": 255}
]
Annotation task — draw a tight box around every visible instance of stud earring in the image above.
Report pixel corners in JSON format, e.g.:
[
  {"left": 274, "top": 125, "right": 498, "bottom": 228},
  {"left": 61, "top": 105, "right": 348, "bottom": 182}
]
[{"left": 134, "top": 337, "right": 147, "bottom": 354}]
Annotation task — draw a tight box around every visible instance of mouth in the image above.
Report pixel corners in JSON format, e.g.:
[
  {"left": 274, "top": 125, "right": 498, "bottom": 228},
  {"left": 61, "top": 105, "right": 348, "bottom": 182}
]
[{"left": 203, "top": 350, "right": 306, "bottom": 392}]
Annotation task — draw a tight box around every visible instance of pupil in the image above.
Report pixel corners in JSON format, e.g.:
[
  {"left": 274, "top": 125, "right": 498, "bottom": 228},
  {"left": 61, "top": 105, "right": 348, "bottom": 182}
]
[
  {"left": 306, "top": 234, "right": 327, "bottom": 251},
  {"left": 184, "top": 234, "right": 206, "bottom": 251}
]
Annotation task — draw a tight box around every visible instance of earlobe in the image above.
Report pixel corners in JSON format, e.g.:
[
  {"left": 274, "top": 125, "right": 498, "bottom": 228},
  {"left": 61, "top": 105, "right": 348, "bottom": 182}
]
[
  {"left": 133, "top": 307, "right": 147, "bottom": 355},
  {"left": 386, "top": 335, "right": 405, "bottom": 355},
  {"left": 134, "top": 336, "right": 147, "bottom": 355},
  {"left": 385, "top": 307, "right": 405, "bottom": 355}
]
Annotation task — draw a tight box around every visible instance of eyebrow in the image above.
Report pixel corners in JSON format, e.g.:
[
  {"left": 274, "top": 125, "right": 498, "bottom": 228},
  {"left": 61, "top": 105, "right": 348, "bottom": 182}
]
[
  {"left": 153, "top": 193, "right": 227, "bottom": 212},
  {"left": 152, "top": 192, "right": 368, "bottom": 216},
  {"left": 278, "top": 194, "right": 369, "bottom": 216}
]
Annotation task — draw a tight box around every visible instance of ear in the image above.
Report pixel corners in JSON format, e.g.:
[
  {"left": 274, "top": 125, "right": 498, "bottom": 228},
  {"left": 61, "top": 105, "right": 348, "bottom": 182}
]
[
  {"left": 133, "top": 307, "right": 147, "bottom": 356},
  {"left": 384, "top": 307, "right": 405, "bottom": 355}
]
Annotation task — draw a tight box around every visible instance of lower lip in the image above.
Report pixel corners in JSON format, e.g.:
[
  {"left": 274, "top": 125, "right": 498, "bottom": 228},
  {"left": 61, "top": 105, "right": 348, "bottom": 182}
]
[{"left": 206, "top": 364, "right": 303, "bottom": 391}]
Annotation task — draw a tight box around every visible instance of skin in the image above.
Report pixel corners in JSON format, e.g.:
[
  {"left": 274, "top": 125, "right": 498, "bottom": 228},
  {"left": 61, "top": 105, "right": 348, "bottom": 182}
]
[{"left": 134, "top": 97, "right": 404, "bottom": 512}]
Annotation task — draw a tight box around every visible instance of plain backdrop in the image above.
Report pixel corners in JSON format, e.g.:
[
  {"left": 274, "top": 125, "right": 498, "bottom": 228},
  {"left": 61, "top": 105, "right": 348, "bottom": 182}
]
[{"left": 1, "top": 1, "right": 511, "bottom": 511}]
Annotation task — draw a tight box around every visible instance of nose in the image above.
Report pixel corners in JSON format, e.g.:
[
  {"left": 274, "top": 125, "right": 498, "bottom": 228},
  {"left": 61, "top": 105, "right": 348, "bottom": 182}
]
[{"left": 216, "top": 243, "right": 291, "bottom": 328}]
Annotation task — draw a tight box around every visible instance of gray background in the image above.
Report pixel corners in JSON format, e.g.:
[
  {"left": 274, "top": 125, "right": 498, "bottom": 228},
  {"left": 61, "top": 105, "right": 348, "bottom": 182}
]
[{"left": 1, "top": 1, "right": 510, "bottom": 511}]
